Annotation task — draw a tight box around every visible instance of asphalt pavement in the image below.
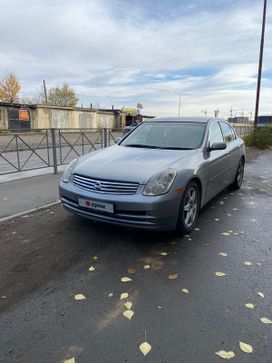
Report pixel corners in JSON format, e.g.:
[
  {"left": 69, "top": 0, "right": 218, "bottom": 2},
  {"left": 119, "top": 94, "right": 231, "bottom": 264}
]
[{"left": 0, "top": 149, "right": 272, "bottom": 363}]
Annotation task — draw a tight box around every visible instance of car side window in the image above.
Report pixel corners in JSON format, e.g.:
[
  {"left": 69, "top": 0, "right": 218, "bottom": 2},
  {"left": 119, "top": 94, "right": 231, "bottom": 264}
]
[
  {"left": 220, "top": 122, "right": 234, "bottom": 143},
  {"left": 209, "top": 122, "right": 224, "bottom": 145}
]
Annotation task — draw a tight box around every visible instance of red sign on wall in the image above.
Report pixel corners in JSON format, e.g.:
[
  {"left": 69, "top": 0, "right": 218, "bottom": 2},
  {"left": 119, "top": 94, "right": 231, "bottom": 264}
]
[{"left": 19, "top": 109, "right": 29, "bottom": 121}]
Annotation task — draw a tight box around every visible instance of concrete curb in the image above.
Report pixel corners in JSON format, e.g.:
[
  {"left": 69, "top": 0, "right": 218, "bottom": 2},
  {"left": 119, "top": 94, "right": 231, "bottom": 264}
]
[{"left": 0, "top": 200, "right": 62, "bottom": 223}]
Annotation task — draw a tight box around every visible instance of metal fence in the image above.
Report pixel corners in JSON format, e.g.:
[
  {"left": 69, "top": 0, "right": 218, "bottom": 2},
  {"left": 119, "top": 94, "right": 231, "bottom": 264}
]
[
  {"left": 0, "top": 124, "right": 255, "bottom": 176},
  {"left": 0, "top": 128, "right": 126, "bottom": 175},
  {"left": 230, "top": 122, "right": 254, "bottom": 138}
]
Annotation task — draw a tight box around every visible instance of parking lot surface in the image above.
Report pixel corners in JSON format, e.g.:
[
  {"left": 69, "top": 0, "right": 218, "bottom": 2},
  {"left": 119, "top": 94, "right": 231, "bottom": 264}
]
[{"left": 0, "top": 150, "right": 272, "bottom": 363}]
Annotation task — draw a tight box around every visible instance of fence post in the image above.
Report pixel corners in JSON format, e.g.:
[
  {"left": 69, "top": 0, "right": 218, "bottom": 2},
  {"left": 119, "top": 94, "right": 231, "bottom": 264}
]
[
  {"left": 103, "top": 128, "right": 108, "bottom": 148},
  {"left": 50, "top": 128, "right": 58, "bottom": 174}
]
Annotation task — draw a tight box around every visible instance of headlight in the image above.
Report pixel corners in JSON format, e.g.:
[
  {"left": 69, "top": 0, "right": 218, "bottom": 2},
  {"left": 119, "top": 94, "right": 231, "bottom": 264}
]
[
  {"left": 62, "top": 158, "right": 78, "bottom": 183},
  {"left": 143, "top": 169, "right": 177, "bottom": 196}
]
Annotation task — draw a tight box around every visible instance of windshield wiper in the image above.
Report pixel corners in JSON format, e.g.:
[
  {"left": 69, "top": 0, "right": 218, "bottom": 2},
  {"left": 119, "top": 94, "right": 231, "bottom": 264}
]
[
  {"left": 125, "top": 144, "right": 160, "bottom": 149},
  {"left": 162, "top": 147, "right": 194, "bottom": 150}
]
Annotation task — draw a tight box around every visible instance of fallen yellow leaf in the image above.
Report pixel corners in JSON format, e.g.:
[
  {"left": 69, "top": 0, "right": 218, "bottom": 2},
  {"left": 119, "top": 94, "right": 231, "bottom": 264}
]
[
  {"left": 182, "top": 288, "right": 189, "bottom": 294},
  {"left": 128, "top": 268, "right": 136, "bottom": 274},
  {"left": 64, "top": 358, "right": 75, "bottom": 363},
  {"left": 121, "top": 277, "right": 132, "bottom": 282},
  {"left": 168, "top": 273, "right": 178, "bottom": 280},
  {"left": 215, "top": 350, "right": 235, "bottom": 359},
  {"left": 239, "top": 341, "right": 253, "bottom": 353},
  {"left": 88, "top": 265, "right": 95, "bottom": 272},
  {"left": 120, "top": 293, "right": 128, "bottom": 300},
  {"left": 245, "top": 303, "right": 255, "bottom": 309},
  {"left": 74, "top": 294, "right": 86, "bottom": 301},
  {"left": 144, "top": 265, "right": 150, "bottom": 269},
  {"left": 215, "top": 272, "right": 226, "bottom": 277},
  {"left": 219, "top": 252, "right": 228, "bottom": 257},
  {"left": 139, "top": 341, "right": 152, "bottom": 356},
  {"left": 258, "top": 292, "right": 264, "bottom": 298},
  {"left": 244, "top": 261, "right": 252, "bottom": 266},
  {"left": 123, "top": 310, "right": 134, "bottom": 320},
  {"left": 93, "top": 256, "right": 98, "bottom": 260},
  {"left": 260, "top": 317, "right": 272, "bottom": 324},
  {"left": 124, "top": 301, "right": 132, "bottom": 310}
]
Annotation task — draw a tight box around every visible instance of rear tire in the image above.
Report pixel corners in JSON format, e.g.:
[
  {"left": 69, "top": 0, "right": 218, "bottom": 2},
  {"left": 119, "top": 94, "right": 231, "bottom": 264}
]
[
  {"left": 230, "top": 158, "right": 245, "bottom": 190},
  {"left": 176, "top": 181, "right": 200, "bottom": 235}
]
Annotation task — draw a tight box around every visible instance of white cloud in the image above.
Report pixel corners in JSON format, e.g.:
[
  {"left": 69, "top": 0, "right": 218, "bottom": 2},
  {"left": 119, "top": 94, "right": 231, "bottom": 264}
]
[{"left": 0, "top": 0, "right": 272, "bottom": 117}]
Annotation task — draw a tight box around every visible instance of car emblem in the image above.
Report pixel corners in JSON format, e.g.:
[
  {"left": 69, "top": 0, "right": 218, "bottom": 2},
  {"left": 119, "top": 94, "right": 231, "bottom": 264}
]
[{"left": 95, "top": 182, "right": 102, "bottom": 190}]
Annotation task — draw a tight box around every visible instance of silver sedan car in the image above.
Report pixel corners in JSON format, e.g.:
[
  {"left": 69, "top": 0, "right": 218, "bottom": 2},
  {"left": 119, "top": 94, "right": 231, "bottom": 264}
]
[{"left": 59, "top": 117, "right": 245, "bottom": 234}]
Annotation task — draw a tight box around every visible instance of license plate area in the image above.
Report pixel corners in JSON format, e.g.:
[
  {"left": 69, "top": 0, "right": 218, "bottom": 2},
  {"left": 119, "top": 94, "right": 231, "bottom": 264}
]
[{"left": 78, "top": 198, "right": 114, "bottom": 214}]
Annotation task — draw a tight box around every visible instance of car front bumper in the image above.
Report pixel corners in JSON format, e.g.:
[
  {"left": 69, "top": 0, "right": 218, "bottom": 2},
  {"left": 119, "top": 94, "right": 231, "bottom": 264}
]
[{"left": 59, "top": 180, "right": 181, "bottom": 231}]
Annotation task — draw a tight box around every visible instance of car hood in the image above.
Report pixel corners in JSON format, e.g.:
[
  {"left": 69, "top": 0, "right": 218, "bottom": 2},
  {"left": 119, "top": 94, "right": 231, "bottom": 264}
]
[{"left": 74, "top": 145, "right": 196, "bottom": 184}]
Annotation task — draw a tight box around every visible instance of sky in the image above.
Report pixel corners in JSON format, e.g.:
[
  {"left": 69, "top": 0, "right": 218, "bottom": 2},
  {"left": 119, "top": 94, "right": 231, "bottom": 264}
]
[{"left": 0, "top": 0, "right": 272, "bottom": 118}]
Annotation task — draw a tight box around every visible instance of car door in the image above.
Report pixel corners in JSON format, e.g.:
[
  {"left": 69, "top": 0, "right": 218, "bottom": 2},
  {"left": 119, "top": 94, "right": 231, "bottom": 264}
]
[
  {"left": 205, "top": 121, "right": 229, "bottom": 201},
  {"left": 219, "top": 121, "right": 241, "bottom": 183}
]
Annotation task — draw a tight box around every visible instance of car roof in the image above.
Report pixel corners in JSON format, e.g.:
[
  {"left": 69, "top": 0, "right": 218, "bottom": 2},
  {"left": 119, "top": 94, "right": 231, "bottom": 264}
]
[{"left": 150, "top": 116, "right": 223, "bottom": 124}]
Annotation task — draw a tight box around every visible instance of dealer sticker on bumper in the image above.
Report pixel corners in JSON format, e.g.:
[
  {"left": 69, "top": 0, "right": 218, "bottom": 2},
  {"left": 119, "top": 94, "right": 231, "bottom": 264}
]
[{"left": 78, "top": 198, "right": 114, "bottom": 214}]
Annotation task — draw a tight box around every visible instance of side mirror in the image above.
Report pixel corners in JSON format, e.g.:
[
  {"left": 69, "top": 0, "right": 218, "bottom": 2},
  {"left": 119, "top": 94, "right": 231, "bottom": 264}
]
[{"left": 208, "top": 142, "right": 227, "bottom": 151}]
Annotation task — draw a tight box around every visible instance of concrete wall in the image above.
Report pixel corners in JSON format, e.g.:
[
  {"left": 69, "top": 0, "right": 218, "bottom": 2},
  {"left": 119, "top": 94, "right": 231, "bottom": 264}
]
[
  {"left": 31, "top": 106, "right": 116, "bottom": 129},
  {"left": 0, "top": 107, "right": 8, "bottom": 129},
  {"left": 0, "top": 104, "right": 119, "bottom": 129}
]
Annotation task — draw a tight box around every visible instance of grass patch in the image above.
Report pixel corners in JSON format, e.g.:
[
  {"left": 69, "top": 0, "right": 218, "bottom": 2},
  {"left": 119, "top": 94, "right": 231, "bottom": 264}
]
[{"left": 244, "top": 125, "right": 272, "bottom": 149}]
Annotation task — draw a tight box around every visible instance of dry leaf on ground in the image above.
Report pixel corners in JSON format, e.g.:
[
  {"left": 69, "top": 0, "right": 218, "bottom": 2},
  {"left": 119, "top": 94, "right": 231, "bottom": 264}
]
[
  {"left": 245, "top": 303, "right": 255, "bottom": 309},
  {"left": 88, "top": 266, "right": 95, "bottom": 272},
  {"left": 74, "top": 294, "right": 86, "bottom": 301},
  {"left": 258, "top": 292, "right": 264, "bottom": 298},
  {"left": 260, "top": 317, "right": 272, "bottom": 324},
  {"left": 222, "top": 232, "right": 230, "bottom": 236},
  {"left": 121, "top": 277, "right": 132, "bottom": 282},
  {"left": 108, "top": 293, "right": 113, "bottom": 297},
  {"left": 215, "top": 272, "right": 226, "bottom": 277},
  {"left": 219, "top": 252, "right": 228, "bottom": 257},
  {"left": 181, "top": 288, "right": 189, "bottom": 294},
  {"left": 215, "top": 350, "right": 235, "bottom": 359},
  {"left": 144, "top": 265, "right": 150, "bottom": 269},
  {"left": 244, "top": 261, "right": 252, "bottom": 266},
  {"left": 168, "top": 273, "right": 178, "bottom": 280},
  {"left": 160, "top": 252, "right": 168, "bottom": 256},
  {"left": 64, "top": 358, "right": 75, "bottom": 363},
  {"left": 139, "top": 342, "right": 152, "bottom": 356},
  {"left": 123, "top": 310, "right": 134, "bottom": 320},
  {"left": 120, "top": 293, "right": 128, "bottom": 300},
  {"left": 128, "top": 268, "right": 136, "bottom": 274},
  {"left": 239, "top": 341, "right": 253, "bottom": 353},
  {"left": 124, "top": 301, "right": 132, "bottom": 310}
]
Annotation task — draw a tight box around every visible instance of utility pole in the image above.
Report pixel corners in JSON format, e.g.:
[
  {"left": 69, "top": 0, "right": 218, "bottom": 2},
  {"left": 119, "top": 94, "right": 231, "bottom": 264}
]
[
  {"left": 178, "top": 95, "right": 181, "bottom": 116},
  {"left": 254, "top": 0, "right": 267, "bottom": 129},
  {"left": 43, "top": 80, "right": 48, "bottom": 104}
]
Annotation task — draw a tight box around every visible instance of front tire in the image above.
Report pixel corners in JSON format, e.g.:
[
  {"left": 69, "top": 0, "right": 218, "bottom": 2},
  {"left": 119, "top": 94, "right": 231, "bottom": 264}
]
[{"left": 176, "top": 181, "right": 200, "bottom": 235}]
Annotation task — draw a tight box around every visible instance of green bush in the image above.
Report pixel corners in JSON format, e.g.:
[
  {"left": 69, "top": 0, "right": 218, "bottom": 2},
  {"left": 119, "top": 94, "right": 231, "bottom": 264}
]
[{"left": 244, "top": 125, "right": 272, "bottom": 149}]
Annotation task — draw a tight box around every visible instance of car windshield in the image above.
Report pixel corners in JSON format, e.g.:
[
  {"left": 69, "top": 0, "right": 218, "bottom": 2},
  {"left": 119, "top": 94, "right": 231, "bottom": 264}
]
[{"left": 121, "top": 122, "right": 206, "bottom": 149}]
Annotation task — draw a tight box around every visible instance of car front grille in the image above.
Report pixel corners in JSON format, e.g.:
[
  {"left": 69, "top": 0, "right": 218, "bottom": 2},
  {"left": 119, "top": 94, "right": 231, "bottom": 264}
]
[{"left": 72, "top": 174, "right": 139, "bottom": 195}]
